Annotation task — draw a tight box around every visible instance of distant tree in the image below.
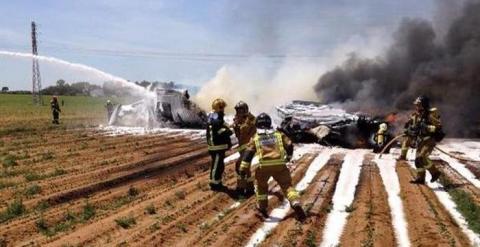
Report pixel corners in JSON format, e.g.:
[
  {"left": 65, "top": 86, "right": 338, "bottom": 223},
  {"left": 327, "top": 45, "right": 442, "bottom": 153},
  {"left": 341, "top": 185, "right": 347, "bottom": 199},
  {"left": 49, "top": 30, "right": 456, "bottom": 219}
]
[
  {"left": 1, "top": 87, "right": 8, "bottom": 92},
  {"left": 56, "top": 79, "right": 66, "bottom": 87},
  {"left": 41, "top": 80, "right": 101, "bottom": 96}
]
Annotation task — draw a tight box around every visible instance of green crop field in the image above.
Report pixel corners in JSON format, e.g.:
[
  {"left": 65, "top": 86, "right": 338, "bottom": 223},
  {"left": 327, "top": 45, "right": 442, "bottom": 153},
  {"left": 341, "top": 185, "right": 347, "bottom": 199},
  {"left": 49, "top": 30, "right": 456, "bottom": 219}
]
[{"left": 0, "top": 94, "right": 115, "bottom": 132}]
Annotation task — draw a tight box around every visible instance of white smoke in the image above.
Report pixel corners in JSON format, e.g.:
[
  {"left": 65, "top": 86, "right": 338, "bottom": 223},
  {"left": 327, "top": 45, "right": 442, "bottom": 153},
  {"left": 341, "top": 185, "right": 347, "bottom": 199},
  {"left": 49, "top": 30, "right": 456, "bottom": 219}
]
[{"left": 194, "top": 29, "right": 389, "bottom": 116}]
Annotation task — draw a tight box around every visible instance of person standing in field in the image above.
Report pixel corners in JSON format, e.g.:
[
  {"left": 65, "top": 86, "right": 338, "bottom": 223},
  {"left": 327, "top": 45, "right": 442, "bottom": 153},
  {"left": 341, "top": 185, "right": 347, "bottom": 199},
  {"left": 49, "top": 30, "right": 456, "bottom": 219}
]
[
  {"left": 206, "top": 98, "right": 233, "bottom": 191},
  {"left": 106, "top": 100, "right": 114, "bottom": 122},
  {"left": 232, "top": 101, "right": 256, "bottom": 196},
  {"left": 51, "top": 96, "right": 61, "bottom": 124}
]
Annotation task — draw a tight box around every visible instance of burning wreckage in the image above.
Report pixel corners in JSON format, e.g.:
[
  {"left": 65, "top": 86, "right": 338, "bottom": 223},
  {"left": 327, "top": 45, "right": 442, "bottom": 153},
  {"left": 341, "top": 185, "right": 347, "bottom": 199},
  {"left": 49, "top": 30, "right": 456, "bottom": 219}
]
[
  {"left": 110, "top": 93, "right": 391, "bottom": 150},
  {"left": 276, "top": 101, "right": 393, "bottom": 150}
]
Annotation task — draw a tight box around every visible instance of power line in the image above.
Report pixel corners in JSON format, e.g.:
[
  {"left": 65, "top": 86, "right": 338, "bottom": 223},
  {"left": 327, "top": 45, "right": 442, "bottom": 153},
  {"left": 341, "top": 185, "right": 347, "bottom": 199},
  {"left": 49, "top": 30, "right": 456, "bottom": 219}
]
[{"left": 41, "top": 40, "right": 326, "bottom": 61}]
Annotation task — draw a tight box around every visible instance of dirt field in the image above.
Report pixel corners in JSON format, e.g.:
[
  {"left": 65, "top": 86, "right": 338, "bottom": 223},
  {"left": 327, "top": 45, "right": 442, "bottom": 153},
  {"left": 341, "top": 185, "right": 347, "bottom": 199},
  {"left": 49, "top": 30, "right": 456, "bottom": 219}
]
[{"left": 1, "top": 95, "right": 480, "bottom": 246}]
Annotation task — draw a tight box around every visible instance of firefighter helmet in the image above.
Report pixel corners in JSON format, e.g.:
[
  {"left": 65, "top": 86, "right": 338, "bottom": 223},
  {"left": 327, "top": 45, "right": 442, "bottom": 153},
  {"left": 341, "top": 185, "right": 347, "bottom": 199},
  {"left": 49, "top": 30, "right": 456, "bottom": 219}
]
[
  {"left": 234, "top": 101, "right": 249, "bottom": 113},
  {"left": 413, "top": 95, "right": 430, "bottom": 110},
  {"left": 212, "top": 98, "right": 227, "bottom": 112},
  {"left": 379, "top": 123, "right": 388, "bottom": 132},
  {"left": 256, "top": 113, "right": 272, "bottom": 129}
]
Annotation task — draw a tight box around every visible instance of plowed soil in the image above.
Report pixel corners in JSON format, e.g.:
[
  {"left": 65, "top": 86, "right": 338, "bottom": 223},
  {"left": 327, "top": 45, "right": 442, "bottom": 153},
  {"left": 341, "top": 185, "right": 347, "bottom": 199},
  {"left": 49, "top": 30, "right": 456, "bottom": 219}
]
[{"left": 1, "top": 127, "right": 479, "bottom": 247}]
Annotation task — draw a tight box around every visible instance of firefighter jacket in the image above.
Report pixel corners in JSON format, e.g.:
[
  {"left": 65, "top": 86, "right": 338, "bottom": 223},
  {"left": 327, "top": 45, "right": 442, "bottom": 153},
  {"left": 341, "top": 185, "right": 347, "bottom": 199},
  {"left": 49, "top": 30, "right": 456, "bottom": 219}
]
[
  {"left": 240, "top": 129, "right": 293, "bottom": 170},
  {"left": 206, "top": 112, "right": 233, "bottom": 151},
  {"left": 405, "top": 108, "right": 443, "bottom": 141},
  {"left": 51, "top": 100, "right": 61, "bottom": 113},
  {"left": 232, "top": 112, "right": 256, "bottom": 152}
]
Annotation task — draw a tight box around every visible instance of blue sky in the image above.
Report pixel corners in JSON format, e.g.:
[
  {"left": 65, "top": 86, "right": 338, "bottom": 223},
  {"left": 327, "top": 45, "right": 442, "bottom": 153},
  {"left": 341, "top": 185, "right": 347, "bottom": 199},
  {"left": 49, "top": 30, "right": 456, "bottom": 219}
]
[{"left": 0, "top": 0, "right": 434, "bottom": 90}]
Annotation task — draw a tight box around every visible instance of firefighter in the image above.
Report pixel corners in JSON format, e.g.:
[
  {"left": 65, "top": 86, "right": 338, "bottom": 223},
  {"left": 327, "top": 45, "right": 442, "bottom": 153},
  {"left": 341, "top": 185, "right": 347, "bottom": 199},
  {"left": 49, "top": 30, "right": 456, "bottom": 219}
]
[
  {"left": 106, "top": 100, "right": 114, "bottom": 122},
  {"left": 239, "top": 113, "right": 306, "bottom": 220},
  {"left": 206, "top": 98, "right": 233, "bottom": 191},
  {"left": 403, "top": 96, "right": 444, "bottom": 184},
  {"left": 373, "top": 123, "right": 388, "bottom": 153},
  {"left": 232, "top": 101, "right": 256, "bottom": 196},
  {"left": 51, "top": 96, "right": 61, "bottom": 124}
]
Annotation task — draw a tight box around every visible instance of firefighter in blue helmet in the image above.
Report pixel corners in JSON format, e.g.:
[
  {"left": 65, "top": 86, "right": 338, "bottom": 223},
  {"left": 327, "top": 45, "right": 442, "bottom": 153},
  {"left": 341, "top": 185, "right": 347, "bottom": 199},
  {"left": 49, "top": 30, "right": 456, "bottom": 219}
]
[{"left": 206, "top": 98, "right": 233, "bottom": 191}]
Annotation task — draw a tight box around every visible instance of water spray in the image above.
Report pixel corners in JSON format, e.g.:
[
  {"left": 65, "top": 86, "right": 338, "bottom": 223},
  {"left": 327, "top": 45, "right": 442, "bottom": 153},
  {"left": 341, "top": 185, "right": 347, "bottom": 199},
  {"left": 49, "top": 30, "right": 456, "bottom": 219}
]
[{"left": 0, "top": 50, "right": 156, "bottom": 100}]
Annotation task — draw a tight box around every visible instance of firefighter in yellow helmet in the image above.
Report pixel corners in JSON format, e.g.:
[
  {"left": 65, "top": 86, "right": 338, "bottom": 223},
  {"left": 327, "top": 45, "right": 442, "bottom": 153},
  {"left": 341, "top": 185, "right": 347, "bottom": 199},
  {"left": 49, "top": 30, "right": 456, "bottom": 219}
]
[
  {"left": 206, "top": 98, "right": 233, "bottom": 191},
  {"left": 373, "top": 123, "right": 388, "bottom": 153},
  {"left": 239, "top": 113, "right": 306, "bottom": 221},
  {"left": 402, "top": 96, "right": 444, "bottom": 184},
  {"left": 232, "top": 101, "right": 256, "bottom": 196}
]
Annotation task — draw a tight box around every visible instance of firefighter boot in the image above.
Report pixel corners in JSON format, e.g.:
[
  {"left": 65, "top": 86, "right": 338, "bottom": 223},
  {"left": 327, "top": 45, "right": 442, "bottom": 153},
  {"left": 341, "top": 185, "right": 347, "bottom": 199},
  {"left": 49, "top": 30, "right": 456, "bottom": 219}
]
[
  {"left": 430, "top": 171, "right": 441, "bottom": 183},
  {"left": 409, "top": 177, "right": 425, "bottom": 184},
  {"left": 256, "top": 206, "right": 269, "bottom": 218},
  {"left": 291, "top": 200, "right": 306, "bottom": 222},
  {"left": 245, "top": 181, "right": 255, "bottom": 197}
]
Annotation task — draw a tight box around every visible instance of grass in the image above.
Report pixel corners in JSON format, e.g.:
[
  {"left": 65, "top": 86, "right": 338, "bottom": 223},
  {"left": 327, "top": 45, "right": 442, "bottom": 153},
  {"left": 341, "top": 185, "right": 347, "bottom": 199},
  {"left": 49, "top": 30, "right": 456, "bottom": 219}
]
[
  {"left": 0, "top": 94, "right": 116, "bottom": 132},
  {"left": 174, "top": 189, "right": 187, "bottom": 200},
  {"left": 102, "top": 187, "right": 140, "bottom": 211},
  {"left": 81, "top": 201, "right": 96, "bottom": 221},
  {"left": 176, "top": 223, "right": 188, "bottom": 233},
  {"left": 24, "top": 167, "right": 67, "bottom": 182},
  {"left": 0, "top": 181, "right": 15, "bottom": 190},
  {"left": 35, "top": 203, "right": 97, "bottom": 237},
  {"left": 439, "top": 176, "right": 480, "bottom": 234},
  {"left": 345, "top": 203, "right": 355, "bottom": 213},
  {"left": 41, "top": 151, "right": 55, "bottom": 161},
  {"left": 128, "top": 186, "right": 140, "bottom": 197},
  {"left": 0, "top": 199, "right": 26, "bottom": 223},
  {"left": 115, "top": 215, "right": 136, "bottom": 229},
  {"left": 2, "top": 154, "right": 18, "bottom": 168},
  {"left": 145, "top": 203, "right": 156, "bottom": 215},
  {"left": 304, "top": 230, "right": 317, "bottom": 247},
  {"left": 35, "top": 210, "right": 78, "bottom": 236},
  {"left": 24, "top": 184, "right": 42, "bottom": 197},
  {"left": 35, "top": 200, "right": 50, "bottom": 212}
]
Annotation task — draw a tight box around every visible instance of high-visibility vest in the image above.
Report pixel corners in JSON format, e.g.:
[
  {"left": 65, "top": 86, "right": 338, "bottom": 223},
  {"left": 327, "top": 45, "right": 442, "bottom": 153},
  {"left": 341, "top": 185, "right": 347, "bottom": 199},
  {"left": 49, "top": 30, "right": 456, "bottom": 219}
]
[{"left": 253, "top": 131, "right": 287, "bottom": 166}]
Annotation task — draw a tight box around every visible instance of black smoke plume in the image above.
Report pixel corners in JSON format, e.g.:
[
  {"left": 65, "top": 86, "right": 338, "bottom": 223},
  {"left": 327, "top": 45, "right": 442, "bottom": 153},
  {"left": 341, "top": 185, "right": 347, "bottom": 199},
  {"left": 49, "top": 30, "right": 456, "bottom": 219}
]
[{"left": 314, "top": 0, "right": 480, "bottom": 137}]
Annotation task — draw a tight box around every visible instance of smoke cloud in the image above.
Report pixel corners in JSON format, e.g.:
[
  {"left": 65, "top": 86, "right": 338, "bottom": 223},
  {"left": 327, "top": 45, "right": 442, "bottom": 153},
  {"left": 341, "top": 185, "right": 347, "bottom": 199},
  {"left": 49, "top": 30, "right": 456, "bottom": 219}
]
[
  {"left": 194, "top": 60, "right": 321, "bottom": 115},
  {"left": 315, "top": 0, "right": 480, "bottom": 137},
  {"left": 194, "top": 1, "right": 391, "bottom": 116}
]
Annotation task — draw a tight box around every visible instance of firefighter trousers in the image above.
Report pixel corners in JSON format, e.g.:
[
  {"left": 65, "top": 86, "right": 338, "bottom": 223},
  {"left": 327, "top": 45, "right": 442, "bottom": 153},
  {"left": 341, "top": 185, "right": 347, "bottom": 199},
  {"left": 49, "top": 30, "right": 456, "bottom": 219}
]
[
  {"left": 52, "top": 111, "right": 60, "bottom": 124},
  {"left": 254, "top": 165, "right": 299, "bottom": 211},
  {"left": 235, "top": 150, "right": 254, "bottom": 192},
  {"left": 400, "top": 136, "right": 414, "bottom": 159},
  {"left": 414, "top": 137, "right": 439, "bottom": 180},
  {"left": 209, "top": 150, "right": 226, "bottom": 186}
]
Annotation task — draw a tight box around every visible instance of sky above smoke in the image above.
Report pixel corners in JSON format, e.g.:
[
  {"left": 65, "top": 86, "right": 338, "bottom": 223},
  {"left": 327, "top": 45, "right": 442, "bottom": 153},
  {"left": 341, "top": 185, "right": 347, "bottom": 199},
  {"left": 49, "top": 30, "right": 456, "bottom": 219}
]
[
  {"left": 315, "top": 0, "right": 480, "bottom": 137},
  {"left": 0, "top": 0, "right": 433, "bottom": 90}
]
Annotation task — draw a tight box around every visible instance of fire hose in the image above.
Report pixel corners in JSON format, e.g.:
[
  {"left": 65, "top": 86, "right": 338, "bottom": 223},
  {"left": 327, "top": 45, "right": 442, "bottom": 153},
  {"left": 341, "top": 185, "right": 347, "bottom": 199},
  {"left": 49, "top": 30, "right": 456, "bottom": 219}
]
[
  {"left": 378, "top": 134, "right": 405, "bottom": 158},
  {"left": 378, "top": 134, "right": 479, "bottom": 163}
]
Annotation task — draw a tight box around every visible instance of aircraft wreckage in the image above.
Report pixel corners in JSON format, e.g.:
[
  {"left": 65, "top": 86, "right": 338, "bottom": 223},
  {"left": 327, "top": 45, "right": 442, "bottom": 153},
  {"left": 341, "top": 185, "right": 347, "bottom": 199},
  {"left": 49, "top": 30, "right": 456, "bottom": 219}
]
[
  {"left": 276, "top": 101, "right": 393, "bottom": 149},
  {"left": 110, "top": 94, "right": 391, "bottom": 149},
  {"left": 108, "top": 86, "right": 207, "bottom": 128}
]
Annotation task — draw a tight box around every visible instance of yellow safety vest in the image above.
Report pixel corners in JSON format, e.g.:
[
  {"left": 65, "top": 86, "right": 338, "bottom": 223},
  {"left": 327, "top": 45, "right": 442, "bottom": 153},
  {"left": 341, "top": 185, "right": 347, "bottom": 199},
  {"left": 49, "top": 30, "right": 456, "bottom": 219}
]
[{"left": 253, "top": 131, "right": 287, "bottom": 166}]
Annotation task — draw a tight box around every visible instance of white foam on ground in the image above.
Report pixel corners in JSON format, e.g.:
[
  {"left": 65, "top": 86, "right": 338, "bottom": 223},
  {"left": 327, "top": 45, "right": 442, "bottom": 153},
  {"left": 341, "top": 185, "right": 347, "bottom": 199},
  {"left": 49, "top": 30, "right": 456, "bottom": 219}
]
[
  {"left": 319, "top": 150, "right": 368, "bottom": 247},
  {"left": 438, "top": 153, "right": 480, "bottom": 189},
  {"left": 375, "top": 154, "right": 411, "bottom": 247},
  {"left": 440, "top": 140, "right": 480, "bottom": 162},
  {"left": 245, "top": 148, "right": 337, "bottom": 247},
  {"left": 98, "top": 126, "right": 204, "bottom": 136},
  {"left": 405, "top": 161, "right": 480, "bottom": 246}
]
